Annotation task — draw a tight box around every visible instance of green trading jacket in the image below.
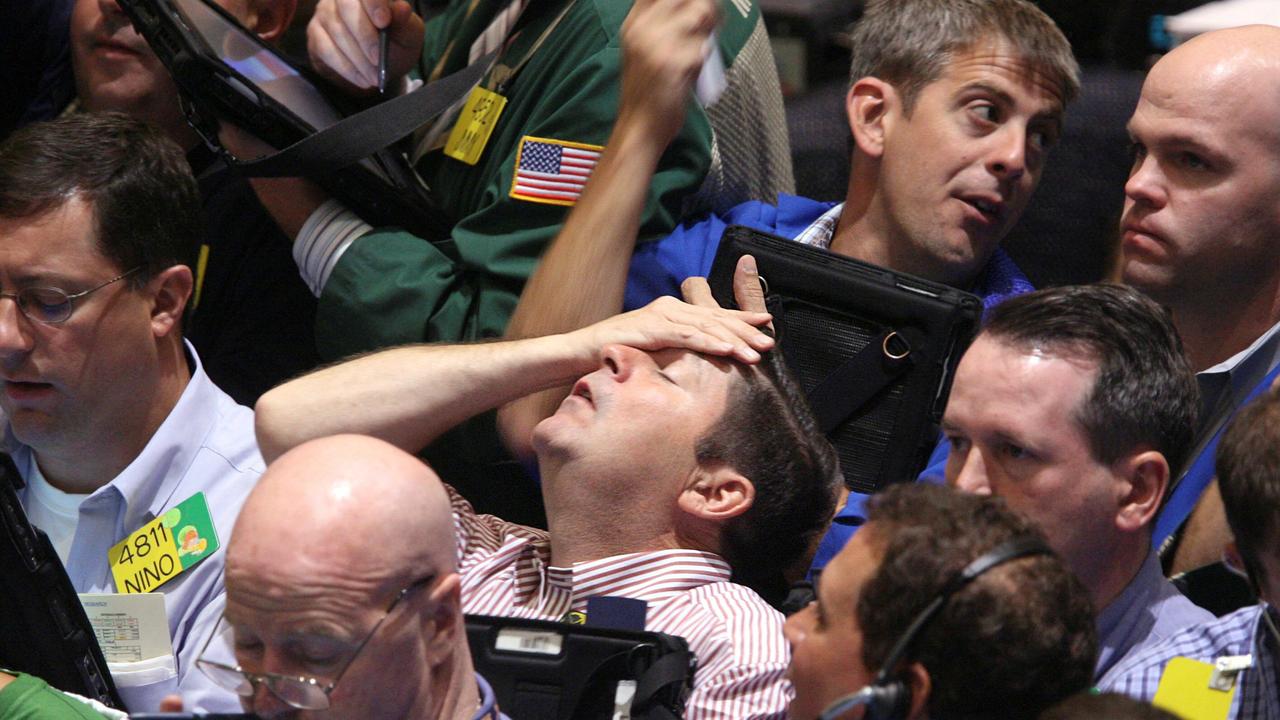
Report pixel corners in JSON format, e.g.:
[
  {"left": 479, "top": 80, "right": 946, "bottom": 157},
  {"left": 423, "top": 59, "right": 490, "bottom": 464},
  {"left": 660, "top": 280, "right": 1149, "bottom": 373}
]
[{"left": 314, "top": 0, "right": 789, "bottom": 358}]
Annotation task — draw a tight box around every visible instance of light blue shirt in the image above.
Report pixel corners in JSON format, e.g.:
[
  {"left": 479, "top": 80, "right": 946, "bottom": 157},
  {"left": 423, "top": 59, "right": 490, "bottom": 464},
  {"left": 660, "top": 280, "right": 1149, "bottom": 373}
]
[
  {"left": 1100, "top": 605, "right": 1280, "bottom": 719},
  {"left": 10, "top": 343, "right": 262, "bottom": 713},
  {"left": 1095, "top": 551, "right": 1214, "bottom": 682}
]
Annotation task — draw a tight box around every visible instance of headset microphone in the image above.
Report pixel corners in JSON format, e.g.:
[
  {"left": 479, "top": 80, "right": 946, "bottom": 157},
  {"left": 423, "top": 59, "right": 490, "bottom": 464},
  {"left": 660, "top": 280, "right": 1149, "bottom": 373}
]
[{"left": 815, "top": 536, "right": 1053, "bottom": 720}]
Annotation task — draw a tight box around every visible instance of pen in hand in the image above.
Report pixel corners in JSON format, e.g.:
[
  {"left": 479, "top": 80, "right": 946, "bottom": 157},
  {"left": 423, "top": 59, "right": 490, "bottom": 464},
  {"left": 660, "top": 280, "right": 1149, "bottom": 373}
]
[{"left": 378, "top": 27, "right": 389, "bottom": 95}]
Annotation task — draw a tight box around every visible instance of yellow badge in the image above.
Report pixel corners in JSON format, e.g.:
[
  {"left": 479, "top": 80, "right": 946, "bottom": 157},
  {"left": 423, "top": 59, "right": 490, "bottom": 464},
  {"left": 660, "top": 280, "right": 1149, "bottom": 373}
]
[
  {"left": 444, "top": 86, "right": 509, "bottom": 166},
  {"left": 1152, "top": 656, "right": 1241, "bottom": 720},
  {"left": 109, "top": 492, "right": 220, "bottom": 594},
  {"left": 508, "top": 136, "right": 603, "bottom": 207}
]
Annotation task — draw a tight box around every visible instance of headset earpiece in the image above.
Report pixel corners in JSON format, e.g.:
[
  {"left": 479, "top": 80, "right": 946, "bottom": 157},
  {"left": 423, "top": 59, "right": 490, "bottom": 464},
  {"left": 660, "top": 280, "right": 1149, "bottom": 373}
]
[{"left": 814, "top": 536, "right": 1053, "bottom": 720}]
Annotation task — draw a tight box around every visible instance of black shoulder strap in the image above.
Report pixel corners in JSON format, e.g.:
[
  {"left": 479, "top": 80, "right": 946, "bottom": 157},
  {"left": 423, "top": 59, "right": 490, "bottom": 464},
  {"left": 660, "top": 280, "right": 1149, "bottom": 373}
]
[
  {"left": 237, "top": 50, "right": 496, "bottom": 178},
  {"left": 805, "top": 329, "right": 915, "bottom": 435},
  {"left": 630, "top": 649, "right": 694, "bottom": 720}
]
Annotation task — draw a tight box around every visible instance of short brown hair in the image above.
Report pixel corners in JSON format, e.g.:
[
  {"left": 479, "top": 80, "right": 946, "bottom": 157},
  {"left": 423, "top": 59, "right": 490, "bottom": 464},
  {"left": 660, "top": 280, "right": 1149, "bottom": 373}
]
[
  {"left": 1216, "top": 388, "right": 1280, "bottom": 592},
  {"left": 698, "top": 348, "right": 840, "bottom": 606},
  {"left": 858, "top": 484, "right": 1096, "bottom": 719},
  {"left": 848, "top": 0, "right": 1080, "bottom": 112},
  {"left": 0, "top": 112, "right": 201, "bottom": 288}
]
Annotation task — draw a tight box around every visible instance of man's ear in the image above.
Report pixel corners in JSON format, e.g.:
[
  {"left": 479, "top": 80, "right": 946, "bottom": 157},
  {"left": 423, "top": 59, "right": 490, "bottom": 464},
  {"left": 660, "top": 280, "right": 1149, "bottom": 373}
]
[
  {"left": 148, "top": 265, "right": 194, "bottom": 339},
  {"left": 846, "top": 77, "right": 898, "bottom": 160},
  {"left": 903, "top": 662, "right": 932, "bottom": 720},
  {"left": 423, "top": 573, "right": 463, "bottom": 667},
  {"left": 677, "top": 464, "right": 755, "bottom": 522},
  {"left": 244, "top": 0, "right": 298, "bottom": 43},
  {"left": 1115, "top": 449, "right": 1169, "bottom": 533}
]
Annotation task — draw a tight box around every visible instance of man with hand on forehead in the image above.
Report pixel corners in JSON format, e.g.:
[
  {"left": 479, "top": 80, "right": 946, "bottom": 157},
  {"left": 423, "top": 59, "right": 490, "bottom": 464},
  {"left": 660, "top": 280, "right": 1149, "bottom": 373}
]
[{"left": 254, "top": 290, "right": 839, "bottom": 719}]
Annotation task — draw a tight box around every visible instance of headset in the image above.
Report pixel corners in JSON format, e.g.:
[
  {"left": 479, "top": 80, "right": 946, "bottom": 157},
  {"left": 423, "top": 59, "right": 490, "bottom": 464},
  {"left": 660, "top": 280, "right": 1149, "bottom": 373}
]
[{"left": 816, "top": 536, "right": 1053, "bottom": 720}]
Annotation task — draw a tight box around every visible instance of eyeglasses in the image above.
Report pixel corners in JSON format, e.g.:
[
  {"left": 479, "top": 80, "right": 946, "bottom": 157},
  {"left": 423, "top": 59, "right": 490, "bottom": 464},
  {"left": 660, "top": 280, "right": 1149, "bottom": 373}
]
[
  {"left": 0, "top": 266, "right": 144, "bottom": 325},
  {"left": 196, "top": 575, "right": 435, "bottom": 711}
]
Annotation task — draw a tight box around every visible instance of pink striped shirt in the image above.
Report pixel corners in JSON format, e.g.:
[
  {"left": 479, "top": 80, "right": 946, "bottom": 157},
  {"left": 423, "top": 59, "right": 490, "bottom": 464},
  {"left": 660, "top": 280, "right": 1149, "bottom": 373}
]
[{"left": 450, "top": 487, "right": 792, "bottom": 719}]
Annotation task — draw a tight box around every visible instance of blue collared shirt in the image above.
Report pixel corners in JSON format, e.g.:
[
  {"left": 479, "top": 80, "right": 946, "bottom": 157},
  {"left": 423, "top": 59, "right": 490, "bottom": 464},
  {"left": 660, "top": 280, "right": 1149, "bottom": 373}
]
[
  {"left": 1100, "top": 604, "right": 1280, "bottom": 719},
  {"left": 10, "top": 343, "right": 262, "bottom": 713},
  {"left": 1096, "top": 552, "right": 1215, "bottom": 681}
]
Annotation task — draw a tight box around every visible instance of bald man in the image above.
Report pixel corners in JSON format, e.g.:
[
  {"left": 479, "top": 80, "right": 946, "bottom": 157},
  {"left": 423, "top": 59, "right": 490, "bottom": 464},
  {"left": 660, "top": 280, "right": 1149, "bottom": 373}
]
[
  {"left": 1119, "top": 25, "right": 1280, "bottom": 577},
  {"left": 196, "top": 435, "right": 500, "bottom": 719}
]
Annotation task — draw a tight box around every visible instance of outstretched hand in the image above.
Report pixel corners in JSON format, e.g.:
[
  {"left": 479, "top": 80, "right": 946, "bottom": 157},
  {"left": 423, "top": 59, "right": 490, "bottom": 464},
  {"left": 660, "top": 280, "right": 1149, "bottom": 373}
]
[
  {"left": 618, "top": 0, "right": 720, "bottom": 150},
  {"left": 567, "top": 294, "right": 773, "bottom": 367}
]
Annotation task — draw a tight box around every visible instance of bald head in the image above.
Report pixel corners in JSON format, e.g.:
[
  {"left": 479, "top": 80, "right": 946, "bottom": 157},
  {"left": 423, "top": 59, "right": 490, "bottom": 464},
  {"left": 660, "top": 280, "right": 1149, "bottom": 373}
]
[
  {"left": 230, "top": 434, "right": 456, "bottom": 582},
  {"left": 220, "top": 435, "right": 474, "bottom": 719},
  {"left": 1120, "top": 25, "right": 1280, "bottom": 331},
  {"left": 1146, "top": 25, "right": 1280, "bottom": 145}
]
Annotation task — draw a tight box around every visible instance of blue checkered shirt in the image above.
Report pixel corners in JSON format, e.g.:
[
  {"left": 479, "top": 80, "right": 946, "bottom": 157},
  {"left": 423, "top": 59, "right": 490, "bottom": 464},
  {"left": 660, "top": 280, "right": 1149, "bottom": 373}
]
[{"left": 1099, "top": 605, "right": 1280, "bottom": 719}]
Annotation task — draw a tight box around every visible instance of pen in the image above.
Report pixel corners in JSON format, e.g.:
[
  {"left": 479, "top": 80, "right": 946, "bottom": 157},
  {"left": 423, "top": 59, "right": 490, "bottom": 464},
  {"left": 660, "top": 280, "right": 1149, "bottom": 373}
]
[{"left": 378, "top": 27, "right": 389, "bottom": 95}]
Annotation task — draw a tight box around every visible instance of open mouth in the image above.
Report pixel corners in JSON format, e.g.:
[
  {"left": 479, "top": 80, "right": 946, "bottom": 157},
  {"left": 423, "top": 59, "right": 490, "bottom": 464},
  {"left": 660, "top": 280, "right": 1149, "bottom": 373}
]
[
  {"left": 571, "top": 380, "right": 593, "bottom": 406},
  {"left": 3, "top": 381, "right": 54, "bottom": 401},
  {"left": 962, "top": 196, "right": 1002, "bottom": 222}
]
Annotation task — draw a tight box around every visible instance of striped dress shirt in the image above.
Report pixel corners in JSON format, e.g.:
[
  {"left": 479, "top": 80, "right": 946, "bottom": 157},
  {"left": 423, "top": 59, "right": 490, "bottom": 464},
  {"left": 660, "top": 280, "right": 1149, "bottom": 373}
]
[
  {"left": 1100, "top": 604, "right": 1280, "bottom": 719},
  {"left": 450, "top": 487, "right": 792, "bottom": 719}
]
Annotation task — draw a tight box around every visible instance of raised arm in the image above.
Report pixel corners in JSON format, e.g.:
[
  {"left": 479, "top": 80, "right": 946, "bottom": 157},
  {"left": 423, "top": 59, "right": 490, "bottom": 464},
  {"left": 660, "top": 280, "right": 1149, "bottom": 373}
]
[
  {"left": 498, "top": 0, "right": 720, "bottom": 456},
  {"left": 254, "top": 296, "right": 773, "bottom": 462}
]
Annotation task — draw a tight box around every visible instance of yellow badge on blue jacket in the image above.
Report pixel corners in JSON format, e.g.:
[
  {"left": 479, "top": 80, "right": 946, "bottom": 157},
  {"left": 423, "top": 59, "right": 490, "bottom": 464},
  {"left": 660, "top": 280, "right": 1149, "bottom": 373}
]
[{"left": 509, "top": 136, "right": 603, "bottom": 207}]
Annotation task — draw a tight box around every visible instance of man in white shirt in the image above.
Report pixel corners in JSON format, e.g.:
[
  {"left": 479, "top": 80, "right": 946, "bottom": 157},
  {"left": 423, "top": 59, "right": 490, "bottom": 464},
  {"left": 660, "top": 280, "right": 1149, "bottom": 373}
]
[{"left": 0, "top": 112, "right": 261, "bottom": 712}]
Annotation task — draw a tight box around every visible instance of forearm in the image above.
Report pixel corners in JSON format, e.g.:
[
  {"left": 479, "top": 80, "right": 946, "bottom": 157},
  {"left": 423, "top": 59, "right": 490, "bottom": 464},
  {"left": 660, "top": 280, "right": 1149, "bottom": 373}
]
[
  {"left": 246, "top": 176, "right": 331, "bottom": 241},
  {"left": 506, "top": 117, "right": 669, "bottom": 341},
  {"left": 498, "top": 119, "right": 669, "bottom": 455},
  {"left": 254, "top": 333, "right": 593, "bottom": 462}
]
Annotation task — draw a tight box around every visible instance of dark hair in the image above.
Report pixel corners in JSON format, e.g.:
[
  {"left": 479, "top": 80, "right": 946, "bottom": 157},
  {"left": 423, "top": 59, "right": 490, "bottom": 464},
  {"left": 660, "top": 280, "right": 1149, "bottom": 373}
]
[
  {"left": 848, "top": 0, "right": 1080, "bottom": 112},
  {"left": 697, "top": 348, "right": 840, "bottom": 606},
  {"left": 1216, "top": 388, "right": 1280, "bottom": 593},
  {"left": 0, "top": 112, "right": 201, "bottom": 288},
  {"left": 981, "top": 284, "right": 1199, "bottom": 476},
  {"left": 859, "top": 484, "right": 1097, "bottom": 719},
  {"left": 1038, "top": 692, "right": 1180, "bottom": 720}
]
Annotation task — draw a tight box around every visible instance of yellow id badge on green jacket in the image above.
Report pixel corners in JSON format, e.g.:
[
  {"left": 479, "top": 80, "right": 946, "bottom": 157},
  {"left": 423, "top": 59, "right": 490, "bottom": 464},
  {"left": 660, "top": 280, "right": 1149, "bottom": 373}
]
[
  {"left": 1152, "top": 657, "right": 1237, "bottom": 720},
  {"left": 444, "top": 86, "right": 508, "bottom": 166},
  {"left": 110, "top": 492, "right": 220, "bottom": 594}
]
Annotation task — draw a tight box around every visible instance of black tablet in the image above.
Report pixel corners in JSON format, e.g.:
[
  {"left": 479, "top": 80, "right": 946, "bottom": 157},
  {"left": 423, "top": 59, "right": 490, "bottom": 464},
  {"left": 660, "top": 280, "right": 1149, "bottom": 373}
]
[
  {"left": 117, "top": 0, "right": 453, "bottom": 240},
  {"left": 708, "top": 226, "right": 982, "bottom": 494},
  {"left": 0, "top": 454, "right": 124, "bottom": 709}
]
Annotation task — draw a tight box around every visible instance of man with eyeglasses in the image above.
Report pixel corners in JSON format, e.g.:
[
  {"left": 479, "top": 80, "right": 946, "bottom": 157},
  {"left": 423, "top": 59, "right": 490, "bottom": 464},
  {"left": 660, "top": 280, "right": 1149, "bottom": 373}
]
[
  {"left": 0, "top": 112, "right": 263, "bottom": 712},
  {"left": 189, "top": 434, "right": 502, "bottom": 719}
]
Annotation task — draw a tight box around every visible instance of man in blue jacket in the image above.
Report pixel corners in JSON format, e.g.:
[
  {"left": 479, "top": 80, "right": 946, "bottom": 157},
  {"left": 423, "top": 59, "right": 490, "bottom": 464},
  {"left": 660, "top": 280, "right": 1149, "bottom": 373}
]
[{"left": 499, "top": 0, "right": 1080, "bottom": 571}]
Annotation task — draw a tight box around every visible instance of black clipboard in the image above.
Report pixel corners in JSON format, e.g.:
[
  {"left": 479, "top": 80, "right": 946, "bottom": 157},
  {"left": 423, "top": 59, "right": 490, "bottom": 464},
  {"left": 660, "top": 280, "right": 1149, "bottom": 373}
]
[{"left": 709, "top": 225, "right": 982, "bottom": 494}]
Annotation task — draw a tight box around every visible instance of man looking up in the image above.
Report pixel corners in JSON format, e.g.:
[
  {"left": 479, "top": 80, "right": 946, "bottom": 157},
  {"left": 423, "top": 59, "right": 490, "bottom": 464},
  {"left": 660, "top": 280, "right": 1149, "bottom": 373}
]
[
  {"left": 784, "top": 483, "right": 1096, "bottom": 720},
  {"left": 1101, "top": 387, "right": 1280, "bottom": 718},
  {"left": 254, "top": 295, "right": 838, "bottom": 718},
  {"left": 0, "top": 113, "right": 261, "bottom": 712},
  {"left": 68, "top": 0, "right": 319, "bottom": 404},
  {"left": 498, "top": 0, "right": 1079, "bottom": 567},
  {"left": 199, "top": 434, "right": 499, "bottom": 719},
  {"left": 1118, "top": 25, "right": 1280, "bottom": 577},
  {"left": 942, "top": 284, "right": 1211, "bottom": 681}
]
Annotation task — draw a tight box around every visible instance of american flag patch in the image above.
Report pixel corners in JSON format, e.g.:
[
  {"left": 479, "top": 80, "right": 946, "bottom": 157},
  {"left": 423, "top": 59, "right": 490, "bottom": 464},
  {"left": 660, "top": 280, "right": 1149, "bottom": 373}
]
[{"left": 509, "top": 136, "right": 603, "bottom": 206}]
